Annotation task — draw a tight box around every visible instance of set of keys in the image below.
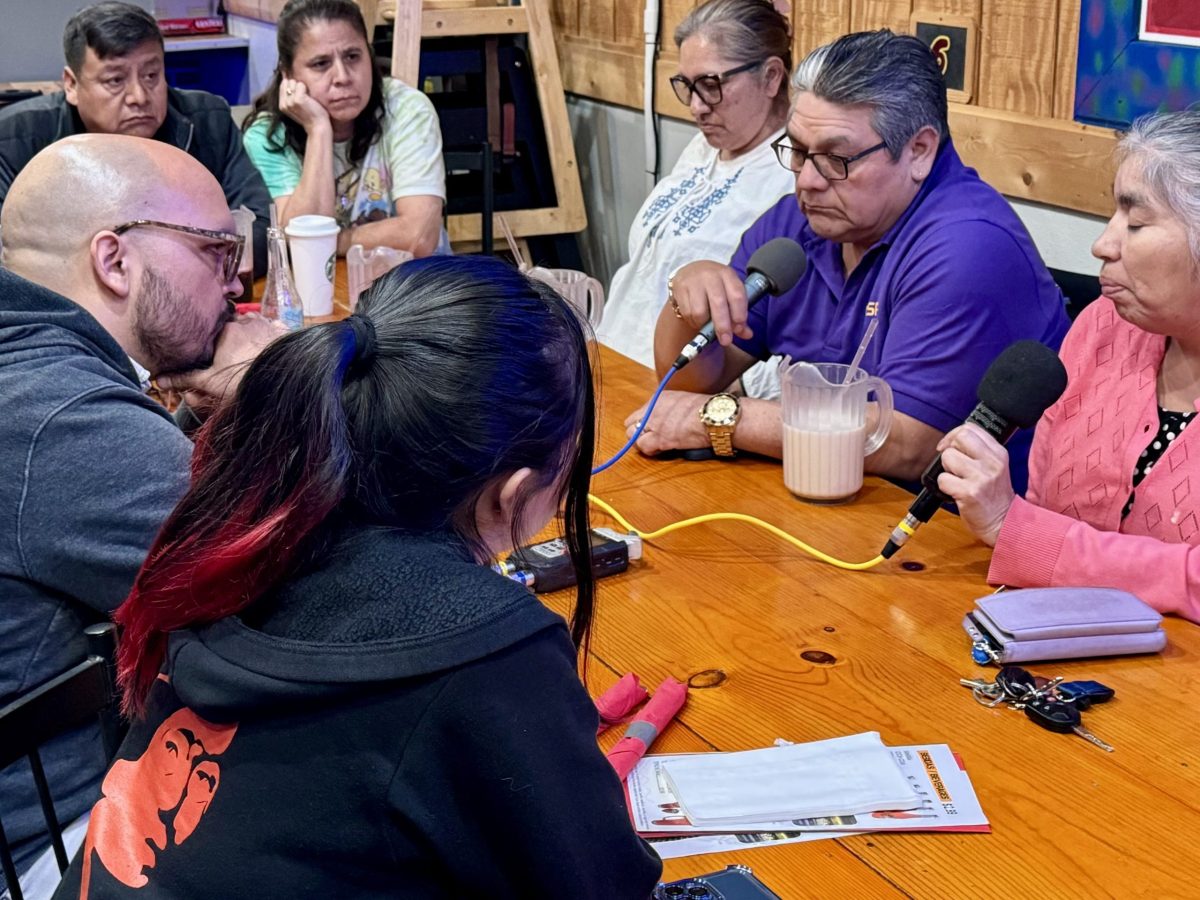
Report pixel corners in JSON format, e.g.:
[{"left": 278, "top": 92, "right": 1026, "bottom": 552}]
[{"left": 961, "top": 666, "right": 1115, "bottom": 752}]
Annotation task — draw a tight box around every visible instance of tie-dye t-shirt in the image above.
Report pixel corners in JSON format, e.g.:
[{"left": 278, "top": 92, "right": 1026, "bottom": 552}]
[{"left": 244, "top": 77, "right": 445, "bottom": 231}]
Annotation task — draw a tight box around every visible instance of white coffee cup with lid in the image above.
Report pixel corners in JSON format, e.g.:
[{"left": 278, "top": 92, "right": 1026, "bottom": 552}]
[{"left": 284, "top": 214, "right": 339, "bottom": 316}]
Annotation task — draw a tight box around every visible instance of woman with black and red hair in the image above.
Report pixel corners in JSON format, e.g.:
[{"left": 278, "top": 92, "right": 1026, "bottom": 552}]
[{"left": 56, "top": 256, "right": 660, "bottom": 899}]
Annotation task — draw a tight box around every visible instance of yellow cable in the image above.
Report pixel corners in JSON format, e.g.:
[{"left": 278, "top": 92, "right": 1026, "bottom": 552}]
[{"left": 588, "top": 494, "right": 886, "bottom": 571}]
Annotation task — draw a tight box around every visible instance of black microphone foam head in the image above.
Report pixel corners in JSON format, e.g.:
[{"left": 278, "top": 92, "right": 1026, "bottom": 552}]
[
  {"left": 746, "top": 237, "right": 808, "bottom": 295},
  {"left": 977, "top": 339, "right": 1068, "bottom": 428}
]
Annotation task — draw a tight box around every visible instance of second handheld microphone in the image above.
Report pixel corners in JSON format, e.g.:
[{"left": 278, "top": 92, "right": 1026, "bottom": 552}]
[
  {"left": 672, "top": 237, "right": 808, "bottom": 371},
  {"left": 881, "top": 339, "right": 1069, "bottom": 559}
]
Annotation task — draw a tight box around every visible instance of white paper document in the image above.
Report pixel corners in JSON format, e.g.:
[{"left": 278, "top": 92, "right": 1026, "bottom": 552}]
[
  {"left": 658, "top": 732, "right": 920, "bottom": 826},
  {"left": 650, "top": 829, "right": 837, "bottom": 861},
  {"left": 628, "top": 741, "right": 990, "bottom": 852}
]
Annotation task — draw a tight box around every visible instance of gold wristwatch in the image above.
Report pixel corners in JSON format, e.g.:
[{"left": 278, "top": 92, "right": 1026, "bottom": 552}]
[{"left": 699, "top": 392, "right": 741, "bottom": 457}]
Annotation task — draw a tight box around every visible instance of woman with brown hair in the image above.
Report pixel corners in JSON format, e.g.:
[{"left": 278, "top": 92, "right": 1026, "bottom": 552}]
[{"left": 243, "top": 0, "right": 447, "bottom": 257}]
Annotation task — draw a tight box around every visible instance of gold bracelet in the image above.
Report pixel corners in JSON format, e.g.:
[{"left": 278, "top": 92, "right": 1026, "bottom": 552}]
[{"left": 668, "top": 277, "right": 683, "bottom": 319}]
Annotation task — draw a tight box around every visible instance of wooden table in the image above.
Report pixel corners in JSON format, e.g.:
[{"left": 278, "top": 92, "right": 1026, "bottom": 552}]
[
  {"left": 552, "top": 348, "right": 1200, "bottom": 897},
  {"left": 290, "top": 262, "right": 1200, "bottom": 895}
]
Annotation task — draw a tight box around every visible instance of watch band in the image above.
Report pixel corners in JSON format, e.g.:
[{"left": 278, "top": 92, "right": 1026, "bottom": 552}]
[{"left": 707, "top": 424, "right": 736, "bottom": 457}]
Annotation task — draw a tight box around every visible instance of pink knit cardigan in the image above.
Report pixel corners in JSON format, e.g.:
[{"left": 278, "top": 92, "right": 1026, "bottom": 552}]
[{"left": 988, "top": 297, "right": 1200, "bottom": 623}]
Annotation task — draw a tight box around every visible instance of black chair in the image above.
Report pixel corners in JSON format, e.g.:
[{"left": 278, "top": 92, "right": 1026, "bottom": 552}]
[
  {"left": 0, "top": 624, "right": 121, "bottom": 900},
  {"left": 1050, "top": 267, "right": 1102, "bottom": 321},
  {"left": 443, "top": 142, "right": 495, "bottom": 255},
  {"left": 0, "top": 90, "right": 42, "bottom": 112}
]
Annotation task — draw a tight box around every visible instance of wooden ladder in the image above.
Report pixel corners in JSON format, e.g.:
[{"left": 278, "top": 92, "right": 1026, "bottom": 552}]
[{"left": 386, "top": 0, "right": 587, "bottom": 249}]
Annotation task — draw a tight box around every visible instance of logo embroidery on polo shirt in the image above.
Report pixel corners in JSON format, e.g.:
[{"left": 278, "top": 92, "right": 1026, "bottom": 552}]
[{"left": 865, "top": 301, "right": 880, "bottom": 317}]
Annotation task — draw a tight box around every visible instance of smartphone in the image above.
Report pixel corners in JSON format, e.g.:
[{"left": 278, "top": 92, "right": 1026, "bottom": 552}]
[{"left": 655, "top": 865, "right": 781, "bottom": 899}]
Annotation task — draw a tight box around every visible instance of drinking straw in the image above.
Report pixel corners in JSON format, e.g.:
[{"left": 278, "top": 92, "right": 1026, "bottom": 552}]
[
  {"left": 497, "top": 213, "right": 528, "bottom": 271},
  {"left": 844, "top": 316, "right": 880, "bottom": 384}
]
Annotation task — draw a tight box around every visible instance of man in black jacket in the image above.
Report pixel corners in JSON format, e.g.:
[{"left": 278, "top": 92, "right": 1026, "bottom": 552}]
[{"left": 0, "top": 1, "right": 270, "bottom": 274}]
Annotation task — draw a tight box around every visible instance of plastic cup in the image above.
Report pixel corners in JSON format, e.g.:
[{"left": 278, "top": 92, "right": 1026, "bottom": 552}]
[
  {"left": 526, "top": 266, "right": 606, "bottom": 326},
  {"left": 230, "top": 205, "right": 255, "bottom": 297},
  {"left": 284, "top": 214, "right": 339, "bottom": 316},
  {"left": 347, "top": 244, "right": 413, "bottom": 311}
]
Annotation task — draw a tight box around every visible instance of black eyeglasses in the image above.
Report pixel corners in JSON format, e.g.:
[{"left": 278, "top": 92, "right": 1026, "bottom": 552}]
[
  {"left": 113, "top": 220, "right": 245, "bottom": 283},
  {"left": 770, "top": 137, "right": 889, "bottom": 181},
  {"left": 670, "top": 59, "right": 764, "bottom": 107}
]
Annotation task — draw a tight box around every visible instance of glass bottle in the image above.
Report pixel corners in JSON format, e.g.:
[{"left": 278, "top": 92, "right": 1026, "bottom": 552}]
[{"left": 261, "top": 226, "right": 304, "bottom": 332}]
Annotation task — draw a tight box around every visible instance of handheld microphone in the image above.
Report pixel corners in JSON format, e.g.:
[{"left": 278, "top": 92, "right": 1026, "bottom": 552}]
[
  {"left": 672, "top": 237, "right": 808, "bottom": 370},
  {"left": 880, "top": 339, "right": 1068, "bottom": 559}
]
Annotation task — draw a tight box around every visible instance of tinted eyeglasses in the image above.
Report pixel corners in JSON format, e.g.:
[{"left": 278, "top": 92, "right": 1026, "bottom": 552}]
[
  {"left": 113, "top": 220, "right": 245, "bottom": 283},
  {"left": 670, "top": 59, "right": 764, "bottom": 107},
  {"left": 770, "top": 137, "right": 889, "bottom": 181}
]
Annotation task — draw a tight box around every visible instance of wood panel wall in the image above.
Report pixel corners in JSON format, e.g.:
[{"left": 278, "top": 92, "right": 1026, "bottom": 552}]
[{"left": 551, "top": 0, "right": 1117, "bottom": 215}]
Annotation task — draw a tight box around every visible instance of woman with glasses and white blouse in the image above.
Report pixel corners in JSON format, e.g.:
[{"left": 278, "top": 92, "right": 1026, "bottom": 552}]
[{"left": 595, "top": 0, "right": 795, "bottom": 398}]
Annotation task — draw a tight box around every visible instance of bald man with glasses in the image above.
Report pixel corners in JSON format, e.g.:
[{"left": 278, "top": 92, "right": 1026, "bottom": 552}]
[
  {"left": 630, "top": 30, "right": 1069, "bottom": 492},
  {"left": 0, "top": 134, "right": 280, "bottom": 892}
]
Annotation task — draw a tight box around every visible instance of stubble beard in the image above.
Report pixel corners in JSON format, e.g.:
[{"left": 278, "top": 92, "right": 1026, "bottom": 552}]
[{"left": 133, "top": 266, "right": 227, "bottom": 376}]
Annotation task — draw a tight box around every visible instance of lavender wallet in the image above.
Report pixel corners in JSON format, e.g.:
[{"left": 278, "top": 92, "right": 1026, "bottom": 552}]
[{"left": 962, "top": 587, "right": 1167, "bottom": 664}]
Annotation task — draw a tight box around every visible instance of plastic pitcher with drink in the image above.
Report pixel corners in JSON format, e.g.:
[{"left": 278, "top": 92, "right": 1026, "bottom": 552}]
[{"left": 780, "top": 361, "right": 893, "bottom": 502}]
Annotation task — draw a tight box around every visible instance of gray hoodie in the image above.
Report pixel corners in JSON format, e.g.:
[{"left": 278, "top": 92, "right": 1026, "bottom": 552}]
[{"left": 0, "top": 267, "right": 190, "bottom": 881}]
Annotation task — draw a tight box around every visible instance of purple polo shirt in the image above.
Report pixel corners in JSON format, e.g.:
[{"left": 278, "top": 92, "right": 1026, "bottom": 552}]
[{"left": 730, "top": 139, "right": 1069, "bottom": 493}]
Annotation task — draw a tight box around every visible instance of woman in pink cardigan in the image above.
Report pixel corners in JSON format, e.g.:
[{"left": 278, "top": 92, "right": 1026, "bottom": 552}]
[{"left": 937, "top": 109, "right": 1200, "bottom": 625}]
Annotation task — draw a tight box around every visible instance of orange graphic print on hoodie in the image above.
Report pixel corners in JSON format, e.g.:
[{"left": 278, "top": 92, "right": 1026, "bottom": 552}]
[{"left": 79, "top": 708, "right": 237, "bottom": 899}]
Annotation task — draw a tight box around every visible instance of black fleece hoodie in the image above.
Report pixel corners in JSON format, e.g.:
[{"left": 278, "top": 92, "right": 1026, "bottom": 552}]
[{"left": 54, "top": 526, "right": 661, "bottom": 899}]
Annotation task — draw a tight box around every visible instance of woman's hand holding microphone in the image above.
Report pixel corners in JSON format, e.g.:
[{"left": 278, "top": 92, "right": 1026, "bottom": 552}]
[{"left": 934, "top": 422, "right": 1016, "bottom": 547}]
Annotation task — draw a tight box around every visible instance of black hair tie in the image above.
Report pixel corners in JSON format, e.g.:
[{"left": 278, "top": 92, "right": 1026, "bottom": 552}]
[{"left": 347, "top": 313, "right": 377, "bottom": 369}]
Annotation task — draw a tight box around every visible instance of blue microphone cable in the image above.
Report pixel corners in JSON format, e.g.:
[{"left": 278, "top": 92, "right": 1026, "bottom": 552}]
[
  {"left": 591, "top": 367, "right": 677, "bottom": 475},
  {"left": 591, "top": 238, "right": 808, "bottom": 477}
]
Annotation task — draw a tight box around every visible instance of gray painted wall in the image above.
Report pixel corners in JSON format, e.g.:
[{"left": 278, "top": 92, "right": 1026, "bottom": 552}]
[
  {"left": 0, "top": 0, "right": 154, "bottom": 82},
  {"left": 226, "top": 13, "right": 278, "bottom": 100}
]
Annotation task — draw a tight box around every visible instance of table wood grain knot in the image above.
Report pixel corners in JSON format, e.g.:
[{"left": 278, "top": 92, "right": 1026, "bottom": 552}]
[
  {"left": 686, "top": 669, "right": 727, "bottom": 689},
  {"left": 800, "top": 650, "right": 838, "bottom": 665}
]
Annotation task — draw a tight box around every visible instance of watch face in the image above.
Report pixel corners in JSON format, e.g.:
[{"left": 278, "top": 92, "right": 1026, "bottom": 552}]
[{"left": 704, "top": 394, "right": 739, "bottom": 424}]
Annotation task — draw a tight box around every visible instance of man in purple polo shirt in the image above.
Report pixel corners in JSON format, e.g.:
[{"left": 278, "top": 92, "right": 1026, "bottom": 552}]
[{"left": 626, "top": 30, "right": 1068, "bottom": 492}]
